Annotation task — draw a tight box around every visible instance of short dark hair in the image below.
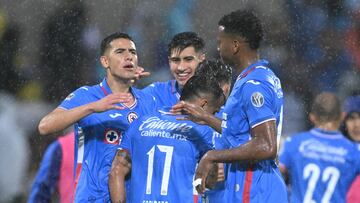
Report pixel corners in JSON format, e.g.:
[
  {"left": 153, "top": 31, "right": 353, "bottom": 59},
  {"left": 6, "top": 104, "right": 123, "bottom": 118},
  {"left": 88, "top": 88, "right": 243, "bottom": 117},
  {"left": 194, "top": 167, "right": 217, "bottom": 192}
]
[
  {"left": 180, "top": 75, "right": 224, "bottom": 107},
  {"left": 168, "top": 32, "right": 205, "bottom": 56},
  {"left": 100, "top": 32, "right": 134, "bottom": 55},
  {"left": 195, "top": 60, "right": 232, "bottom": 86},
  {"left": 311, "top": 92, "right": 342, "bottom": 122},
  {"left": 218, "top": 10, "right": 263, "bottom": 50}
]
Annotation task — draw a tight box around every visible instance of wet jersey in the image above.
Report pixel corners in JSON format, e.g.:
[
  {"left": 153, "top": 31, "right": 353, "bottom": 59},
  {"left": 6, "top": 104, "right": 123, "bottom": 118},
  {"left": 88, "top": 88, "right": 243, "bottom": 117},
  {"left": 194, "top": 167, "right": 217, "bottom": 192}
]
[
  {"left": 279, "top": 128, "right": 360, "bottom": 203},
  {"left": 59, "top": 78, "right": 155, "bottom": 202},
  {"left": 120, "top": 108, "right": 214, "bottom": 203},
  {"left": 220, "top": 59, "right": 287, "bottom": 202},
  {"left": 142, "top": 79, "right": 181, "bottom": 108}
]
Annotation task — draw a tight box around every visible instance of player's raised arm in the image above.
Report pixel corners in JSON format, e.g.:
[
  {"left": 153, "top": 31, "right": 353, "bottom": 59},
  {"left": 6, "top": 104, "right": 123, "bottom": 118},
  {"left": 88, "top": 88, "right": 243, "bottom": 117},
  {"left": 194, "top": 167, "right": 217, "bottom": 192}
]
[
  {"left": 38, "top": 92, "right": 131, "bottom": 135},
  {"left": 170, "top": 101, "right": 223, "bottom": 133}
]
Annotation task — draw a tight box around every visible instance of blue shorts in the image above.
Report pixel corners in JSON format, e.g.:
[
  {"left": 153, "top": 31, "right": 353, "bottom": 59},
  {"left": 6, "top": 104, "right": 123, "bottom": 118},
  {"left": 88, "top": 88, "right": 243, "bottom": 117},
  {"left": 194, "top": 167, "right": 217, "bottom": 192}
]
[{"left": 224, "top": 160, "right": 288, "bottom": 203}]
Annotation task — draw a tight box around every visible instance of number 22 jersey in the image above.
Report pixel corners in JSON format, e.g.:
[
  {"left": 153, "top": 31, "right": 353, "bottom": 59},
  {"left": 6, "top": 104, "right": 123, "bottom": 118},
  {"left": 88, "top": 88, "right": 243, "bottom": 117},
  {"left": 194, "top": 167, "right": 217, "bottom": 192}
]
[{"left": 279, "top": 128, "right": 360, "bottom": 203}]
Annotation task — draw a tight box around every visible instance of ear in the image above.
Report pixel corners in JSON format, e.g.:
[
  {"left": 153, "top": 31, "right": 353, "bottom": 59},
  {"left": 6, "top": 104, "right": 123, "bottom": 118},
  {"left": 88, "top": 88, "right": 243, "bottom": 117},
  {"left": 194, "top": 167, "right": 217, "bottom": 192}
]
[
  {"left": 200, "top": 98, "right": 208, "bottom": 109},
  {"left": 340, "top": 112, "right": 346, "bottom": 123},
  {"left": 222, "top": 83, "right": 231, "bottom": 99},
  {"left": 309, "top": 113, "right": 316, "bottom": 125},
  {"left": 199, "top": 53, "right": 206, "bottom": 62},
  {"left": 100, "top": 55, "right": 109, "bottom": 69},
  {"left": 233, "top": 40, "right": 241, "bottom": 54}
]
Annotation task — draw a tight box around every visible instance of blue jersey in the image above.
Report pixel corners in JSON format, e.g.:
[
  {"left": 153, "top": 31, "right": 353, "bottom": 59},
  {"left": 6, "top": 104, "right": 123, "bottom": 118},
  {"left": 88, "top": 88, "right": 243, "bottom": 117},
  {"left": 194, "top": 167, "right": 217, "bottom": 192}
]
[
  {"left": 59, "top": 78, "right": 155, "bottom": 202},
  {"left": 220, "top": 59, "right": 287, "bottom": 202},
  {"left": 142, "top": 80, "right": 206, "bottom": 202},
  {"left": 28, "top": 139, "right": 61, "bottom": 202},
  {"left": 142, "top": 80, "right": 180, "bottom": 108},
  {"left": 120, "top": 108, "right": 214, "bottom": 203},
  {"left": 279, "top": 128, "right": 360, "bottom": 203},
  {"left": 206, "top": 107, "right": 226, "bottom": 203}
]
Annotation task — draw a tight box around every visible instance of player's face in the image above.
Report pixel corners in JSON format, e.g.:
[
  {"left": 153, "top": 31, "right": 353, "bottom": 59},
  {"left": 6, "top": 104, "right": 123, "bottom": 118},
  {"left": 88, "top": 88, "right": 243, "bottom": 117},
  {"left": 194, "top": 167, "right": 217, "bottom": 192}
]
[
  {"left": 101, "top": 38, "right": 138, "bottom": 80},
  {"left": 345, "top": 112, "right": 360, "bottom": 142},
  {"left": 169, "top": 46, "right": 204, "bottom": 87},
  {"left": 217, "top": 28, "right": 234, "bottom": 66}
]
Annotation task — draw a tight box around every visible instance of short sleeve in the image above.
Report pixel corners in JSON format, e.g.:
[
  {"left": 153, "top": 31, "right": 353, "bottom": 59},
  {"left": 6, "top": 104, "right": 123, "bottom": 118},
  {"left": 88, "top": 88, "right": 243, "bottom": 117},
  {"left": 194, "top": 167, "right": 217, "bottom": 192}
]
[
  {"left": 59, "top": 86, "right": 92, "bottom": 110},
  {"left": 241, "top": 80, "right": 275, "bottom": 127}
]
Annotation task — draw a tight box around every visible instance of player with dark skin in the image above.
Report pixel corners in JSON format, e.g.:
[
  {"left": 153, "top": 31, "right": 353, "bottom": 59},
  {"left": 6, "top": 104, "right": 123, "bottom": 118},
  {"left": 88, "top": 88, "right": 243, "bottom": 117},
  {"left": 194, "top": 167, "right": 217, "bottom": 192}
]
[
  {"left": 171, "top": 10, "right": 280, "bottom": 196},
  {"left": 109, "top": 74, "right": 225, "bottom": 203}
]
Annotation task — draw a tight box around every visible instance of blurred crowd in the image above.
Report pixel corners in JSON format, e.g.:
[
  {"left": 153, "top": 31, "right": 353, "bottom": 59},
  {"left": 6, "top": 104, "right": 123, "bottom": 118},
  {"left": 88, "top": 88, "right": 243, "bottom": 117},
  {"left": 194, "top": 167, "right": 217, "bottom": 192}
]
[{"left": 0, "top": 0, "right": 360, "bottom": 202}]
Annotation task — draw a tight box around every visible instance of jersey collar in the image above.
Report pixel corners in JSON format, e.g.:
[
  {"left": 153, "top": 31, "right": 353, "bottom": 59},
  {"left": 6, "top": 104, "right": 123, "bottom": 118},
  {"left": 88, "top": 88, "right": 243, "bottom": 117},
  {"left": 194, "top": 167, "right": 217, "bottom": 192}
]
[
  {"left": 99, "top": 78, "right": 139, "bottom": 98},
  {"left": 99, "top": 78, "right": 112, "bottom": 95},
  {"left": 311, "top": 128, "right": 343, "bottom": 139},
  {"left": 171, "top": 80, "right": 181, "bottom": 99},
  {"left": 158, "top": 106, "right": 173, "bottom": 115},
  {"left": 237, "top": 59, "right": 269, "bottom": 80}
]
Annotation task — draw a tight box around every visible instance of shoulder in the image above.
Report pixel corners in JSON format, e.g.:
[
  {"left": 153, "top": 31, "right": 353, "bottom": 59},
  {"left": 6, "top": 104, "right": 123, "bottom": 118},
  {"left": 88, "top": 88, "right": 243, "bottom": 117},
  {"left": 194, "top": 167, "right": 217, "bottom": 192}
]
[
  {"left": 241, "top": 68, "right": 283, "bottom": 99},
  {"left": 64, "top": 85, "right": 98, "bottom": 100},
  {"left": 143, "top": 80, "right": 172, "bottom": 90},
  {"left": 248, "top": 66, "right": 281, "bottom": 86},
  {"left": 133, "top": 87, "right": 156, "bottom": 106},
  {"left": 284, "top": 131, "right": 309, "bottom": 143}
]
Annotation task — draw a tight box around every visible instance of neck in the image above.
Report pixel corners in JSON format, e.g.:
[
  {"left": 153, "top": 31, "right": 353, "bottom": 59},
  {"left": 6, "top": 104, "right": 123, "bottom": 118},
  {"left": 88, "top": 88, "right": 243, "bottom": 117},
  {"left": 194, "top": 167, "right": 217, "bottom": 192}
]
[
  {"left": 106, "top": 75, "right": 132, "bottom": 93},
  {"left": 316, "top": 122, "right": 340, "bottom": 131},
  {"left": 233, "top": 49, "right": 259, "bottom": 74}
]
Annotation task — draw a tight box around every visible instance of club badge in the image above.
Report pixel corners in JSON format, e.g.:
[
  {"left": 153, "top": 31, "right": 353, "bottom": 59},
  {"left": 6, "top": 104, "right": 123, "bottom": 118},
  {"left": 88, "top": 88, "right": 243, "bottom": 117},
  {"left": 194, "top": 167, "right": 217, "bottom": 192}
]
[
  {"left": 104, "top": 129, "right": 121, "bottom": 145},
  {"left": 127, "top": 112, "right": 138, "bottom": 123},
  {"left": 251, "top": 92, "right": 264, "bottom": 107}
]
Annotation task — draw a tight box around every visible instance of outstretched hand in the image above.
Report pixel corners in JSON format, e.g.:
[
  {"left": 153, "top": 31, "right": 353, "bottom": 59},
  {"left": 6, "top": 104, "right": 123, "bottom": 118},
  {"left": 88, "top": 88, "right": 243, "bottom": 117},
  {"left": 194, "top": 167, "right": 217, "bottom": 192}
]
[
  {"left": 170, "top": 101, "right": 208, "bottom": 125},
  {"left": 89, "top": 93, "right": 132, "bottom": 113},
  {"left": 130, "top": 66, "right": 151, "bottom": 84}
]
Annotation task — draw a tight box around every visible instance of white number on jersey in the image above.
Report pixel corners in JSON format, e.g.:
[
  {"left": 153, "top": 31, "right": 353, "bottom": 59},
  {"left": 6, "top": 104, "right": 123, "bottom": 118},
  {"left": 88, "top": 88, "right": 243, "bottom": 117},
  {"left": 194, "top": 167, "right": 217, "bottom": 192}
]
[
  {"left": 303, "top": 163, "right": 340, "bottom": 203},
  {"left": 146, "top": 145, "right": 174, "bottom": 196}
]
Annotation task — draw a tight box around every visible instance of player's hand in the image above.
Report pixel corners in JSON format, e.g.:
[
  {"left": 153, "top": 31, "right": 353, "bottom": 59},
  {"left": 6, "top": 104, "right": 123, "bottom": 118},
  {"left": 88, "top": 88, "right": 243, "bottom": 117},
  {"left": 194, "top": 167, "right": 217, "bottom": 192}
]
[
  {"left": 217, "top": 163, "right": 225, "bottom": 182},
  {"left": 170, "top": 101, "right": 208, "bottom": 125},
  {"left": 89, "top": 93, "right": 132, "bottom": 112},
  {"left": 130, "top": 66, "right": 151, "bottom": 84},
  {"left": 194, "top": 151, "right": 216, "bottom": 194}
]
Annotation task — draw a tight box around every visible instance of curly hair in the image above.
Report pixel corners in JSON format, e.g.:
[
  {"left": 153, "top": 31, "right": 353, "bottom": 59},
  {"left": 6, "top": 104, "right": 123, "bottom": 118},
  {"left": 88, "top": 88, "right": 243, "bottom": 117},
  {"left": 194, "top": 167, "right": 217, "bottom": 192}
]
[{"left": 218, "top": 10, "right": 263, "bottom": 50}]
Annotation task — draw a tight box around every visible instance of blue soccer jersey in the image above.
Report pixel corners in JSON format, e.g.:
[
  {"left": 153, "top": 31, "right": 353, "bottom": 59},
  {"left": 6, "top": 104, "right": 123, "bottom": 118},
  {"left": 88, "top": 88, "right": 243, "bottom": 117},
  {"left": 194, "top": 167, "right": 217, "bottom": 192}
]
[
  {"left": 279, "top": 128, "right": 360, "bottom": 203},
  {"left": 205, "top": 108, "right": 227, "bottom": 203},
  {"left": 59, "top": 78, "right": 155, "bottom": 202},
  {"left": 120, "top": 108, "right": 214, "bottom": 203},
  {"left": 220, "top": 59, "right": 287, "bottom": 202},
  {"left": 142, "top": 79, "right": 180, "bottom": 108}
]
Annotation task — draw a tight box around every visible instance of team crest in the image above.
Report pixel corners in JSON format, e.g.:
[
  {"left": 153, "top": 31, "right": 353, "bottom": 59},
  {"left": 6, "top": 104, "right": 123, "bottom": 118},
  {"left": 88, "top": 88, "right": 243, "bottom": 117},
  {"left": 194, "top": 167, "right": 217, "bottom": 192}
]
[
  {"left": 127, "top": 112, "right": 138, "bottom": 123},
  {"left": 104, "top": 129, "right": 122, "bottom": 145},
  {"left": 251, "top": 92, "right": 264, "bottom": 107}
]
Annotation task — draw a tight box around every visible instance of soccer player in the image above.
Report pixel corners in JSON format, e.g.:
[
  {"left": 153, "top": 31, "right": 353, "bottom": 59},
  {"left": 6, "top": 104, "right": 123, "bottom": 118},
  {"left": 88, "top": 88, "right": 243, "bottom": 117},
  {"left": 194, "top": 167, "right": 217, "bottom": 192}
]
[
  {"left": 279, "top": 92, "right": 360, "bottom": 203},
  {"left": 142, "top": 31, "right": 205, "bottom": 107},
  {"left": 171, "top": 10, "right": 287, "bottom": 202},
  {"left": 109, "top": 74, "right": 225, "bottom": 203},
  {"left": 28, "top": 132, "right": 74, "bottom": 203},
  {"left": 37, "top": 32, "right": 156, "bottom": 202},
  {"left": 342, "top": 95, "right": 360, "bottom": 203},
  {"left": 194, "top": 60, "right": 232, "bottom": 202}
]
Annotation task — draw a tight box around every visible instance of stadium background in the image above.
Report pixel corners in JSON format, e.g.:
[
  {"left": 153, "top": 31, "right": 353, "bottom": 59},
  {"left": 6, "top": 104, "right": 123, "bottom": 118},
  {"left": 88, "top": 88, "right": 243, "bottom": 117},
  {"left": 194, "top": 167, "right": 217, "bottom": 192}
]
[{"left": 0, "top": 0, "right": 359, "bottom": 202}]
